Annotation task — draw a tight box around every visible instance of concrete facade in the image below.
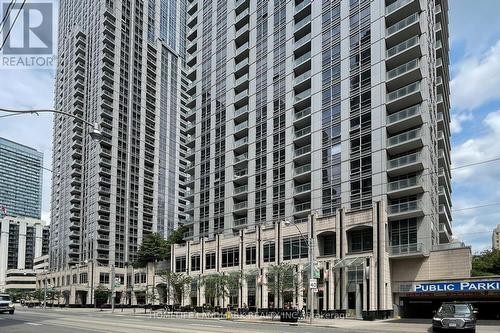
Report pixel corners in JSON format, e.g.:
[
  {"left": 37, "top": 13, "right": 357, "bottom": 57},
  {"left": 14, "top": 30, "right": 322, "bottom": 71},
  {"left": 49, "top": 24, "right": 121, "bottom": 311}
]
[
  {"left": 493, "top": 224, "right": 500, "bottom": 250},
  {"left": 0, "top": 216, "right": 49, "bottom": 291}
]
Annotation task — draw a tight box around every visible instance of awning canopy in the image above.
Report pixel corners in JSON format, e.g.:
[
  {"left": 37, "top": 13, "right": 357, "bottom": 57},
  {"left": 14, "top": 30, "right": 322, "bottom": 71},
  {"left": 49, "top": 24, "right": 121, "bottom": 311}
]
[{"left": 332, "top": 256, "right": 366, "bottom": 270}]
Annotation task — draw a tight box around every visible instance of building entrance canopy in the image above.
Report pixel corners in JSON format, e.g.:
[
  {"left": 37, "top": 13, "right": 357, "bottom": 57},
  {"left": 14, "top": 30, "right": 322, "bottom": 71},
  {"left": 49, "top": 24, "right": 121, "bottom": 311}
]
[{"left": 332, "top": 257, "right": 366, "bottom": 270}]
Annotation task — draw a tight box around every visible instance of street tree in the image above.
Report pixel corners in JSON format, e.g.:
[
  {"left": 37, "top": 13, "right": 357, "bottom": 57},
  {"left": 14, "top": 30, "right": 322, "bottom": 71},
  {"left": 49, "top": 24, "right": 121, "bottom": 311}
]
[
  {"left": 94, "top": 284, "right": 110, "bottom": 307},
  {"left": 158, "top": 271, "right": 192, "bottom": 305},
  {"left": 266, "top": 263, "right": 298, "bottom": 308},
  {"left": 472, "top": 249, "right": 500, "bottom": 276}
]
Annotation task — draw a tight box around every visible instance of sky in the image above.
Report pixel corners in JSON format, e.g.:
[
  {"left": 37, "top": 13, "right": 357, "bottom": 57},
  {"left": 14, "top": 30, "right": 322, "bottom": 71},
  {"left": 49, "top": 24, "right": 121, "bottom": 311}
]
[{"left": 1, "top": 1, "right": 500, "bottom": 253}]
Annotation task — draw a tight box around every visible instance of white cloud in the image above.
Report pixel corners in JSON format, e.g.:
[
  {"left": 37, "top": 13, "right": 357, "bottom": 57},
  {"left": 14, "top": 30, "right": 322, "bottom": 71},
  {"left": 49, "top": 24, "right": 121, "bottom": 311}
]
[
  {"left": 450, "top": 112, "right": 473, "bottom": 134},
  {"left": 41, "top": 211, "right": 51, "bottom": 225},
  {"left": 450, "top": 41, "right": 500, "bottom": 111},
  {"left": 452, "top": 110, "right": 500, "bottom": 182}
]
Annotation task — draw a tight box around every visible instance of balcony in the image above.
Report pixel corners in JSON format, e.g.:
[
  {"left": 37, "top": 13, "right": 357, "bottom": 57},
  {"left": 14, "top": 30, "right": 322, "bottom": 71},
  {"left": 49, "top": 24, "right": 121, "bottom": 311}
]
[
  {"left": 386, "top": 104, "right": 422, "bottom": 134},
  {"left": 234, "top": 105, "right": 249, "bottom": 121},
  {"left": 294, "top": 51, "right": 311, "bottom": 70},
  {"left": 293, "top": 71, "right": 311, "bottom": 90},
  {"left": 294, "top": 163, "right": 311, "bottom": 176},
  {"left": 387, "top": 151, "right": 423, "bottom": 176},
  {"left": 388, "top": 243, "right": 427, "bottom": 258},
  {"left": 234, "top": 168, "right": 248, "bottom": 180},
  {"left": 294, "top": 88, "right": 311, "bottom": 105},
  {"left": 294, "top": 183, "right": 311, "bottom": 198},
  {"left": 234, "top": 120, "right": 249, "bottom": 136},
  {"left": 295, "top": 15, "right": 311, "bottom": 36},
  {"left": 295, "top": 0, "right": 311, "bottom": 17},
  {"left": 234, "top": 201, "right": 248, "bottom": 212},
  {"left": 234, "top": 136, "right": 249, "bottom": 151},
  {"left": 439, "top": 204, "right": 452, "bottom": 226},
  {"left": 234, "top": 184, "right": 248, "bottom": 196},
  {"left": 294, "top": 144, "right": 311, "bottom": 159},
  {"left": 386, "top": 58, "right": 422, "bottom": 90},
  {"left": 439, "top": 223, "right": 452, "bottom": 244},
  {"left": 183, "top": 230, "right": 194, "bottom": 240},
  {"left": 386, "top": 81, "right": 422, "bottom": 112},
  {"left": 235, "top": 0, "right": 249, "bottom": 13},
  {"left": 387, "top": 176, "right": 423, "bottom": 198},
  {"left": 294, "top": 107, "right": 311, "bottom": 124},
  {"left": 294, "top": 125, "right": 311, "bottom": 141},
  {"left": 388, "top": 200, "right": 423, "bottom": 220},
  {"left": 233, "top": 217, "right": 248, "bottom": 229},
  {"left": 234, "top": 58, "right": 249, "bottom": 76},
  {"left": 234, "top": 73, "right": 249, "bottom": 90},
  {"left": 234, "top": 152, "right": 248, "bottom": 165},
  {"left": 387, "top": 128, "right": 423, "bottom": 155},
  {"left": 234, "top": 89, "right": 249, "bottom": 107},
  {"left": 385, "top": 0, "right": 420, "bottom": 25},
  {"left": 386, "top": 12, "right": 420, "bottom": 47},
  {"left": 294, "top": 33, "right": 311, "bottom": 51},
  {"left": 294, "top": 202, "right": 311, "bottom": 215},
  {"left": 386, "top": 36, "right": 421, "bottom": 68},
  {"left": 235, "top": 8, "right": 250, "bottom": 27}
]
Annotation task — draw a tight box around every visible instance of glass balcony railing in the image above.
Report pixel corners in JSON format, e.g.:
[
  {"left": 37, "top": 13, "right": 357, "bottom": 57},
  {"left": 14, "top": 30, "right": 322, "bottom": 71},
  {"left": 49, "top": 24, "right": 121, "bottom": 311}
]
[
  {"left": 437, "top": 112, "right": 444, "bottom": 122},
  {"left": 295, "top": 15, "right": 311, "bottom": 31},
  {"left": 387, "top": 59, "right": 419, "bottom": 80},
  {"left": 234, "top": 105, "right": 248, "bottom": 117},
  {"left": 236, "top": 23, "right": 249, "bottom": 38},
  {"left": 388, "top": 152, "right": 421, "bottom": 169},
  {"left": 387, "top": 176, "right": 420, "bottom": 192},
  {"left": 387, "top": 81, "right": 420, "bottom": 102},
  {"left": 295, "top": 183, "right": 311, "bottom": 194},
  {"left": 235, "top": 73, "right": 249, "bottom": 86},
  {"left": 295, "top": 126, "right": 311, "bottom": 138},
  {"left": 387, "top": 128, "right": 421, "bottom": 147},
  {"left": 234, "top": 184, "right": 248, "bottom": 195},
  {"left": 294, "top": 33, "right": 311, "bottom": 48},
  {"left": 387, "top": 104, "right": 420, "bottom": 124},
  {"left": 235, "top": 89, "right": 249, "bottom": 101},
  {"left": 234, "top": 217, "right": 248, "bottom": 227},
  {"left": 294, "top": 51, "right": 311, "bottom": 67},
  {"left": 436, "top": 39, "right": 442, "bottom": 49},
  {"left": 234, "top": 201, "right": 248, "bottom": 211},
  {"left": 294, "top": 202, "right": 311, "bottom": 212},
  {"left": 388, "top": 200, "right": 421, "bottom": 214},
  {"left": 234, "top": 121, "right": 249, "bottom": 132},
  {"left": 295, "top": 107, "right": 311, "bottom": 120},
  {"left": 295, "top": 163, "right": 311, "bottom": 175},
  {"left": 294, "top": 71, "right": 311, "bottom": 85},
  {"left": 388, "top": 243, "right": 425, "bottom": 256},
  {"left": 295, "top": 89, "right": 311, "bottom": 103},
  {"left": 295, "top": 0, "right": 311, "bottom": 14},
  {"left": 295, "top": 145, "right": 311, "bottom": 157},
  {"left": 386, "top": 0, "right": 413, "bottom": 15},
  {"left": 234, "top": 136, "right": 249, "bottom": 148},
  {"left": 386, "top": 12, "right": 419, "bottom": 36},
  {"left": 235, "top": 58, "right": 249, "bottom": 72},
  {"left": 235, "top": 8, "right": 250, "bottom": 22},
  {"left": 234, "top": 169, "right": 248, "bottom": 178},
  {"left": 234, "top": 153, "right": 248, "bottom": 163},
  {"left": 235, "top": 0, "right": 247, "bottom": 10},
  {"left": 437, "top": 94, "right": 443, "bottom": 103},
  {"left": 387, "top": 36, "right": 419, "bottom": 58}
]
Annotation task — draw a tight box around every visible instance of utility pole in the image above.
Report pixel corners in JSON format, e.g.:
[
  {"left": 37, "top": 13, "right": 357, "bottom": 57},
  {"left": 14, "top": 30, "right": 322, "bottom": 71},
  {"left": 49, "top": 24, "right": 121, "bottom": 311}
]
[
  {"left": 43, "top": 270, "right": 47, "bottom": 308},
  {"left": 309, "top": 226, "right": 315, "bottom": 324},
  {"left": 111, "top": 264, "right": 115, "bottom": 313}
]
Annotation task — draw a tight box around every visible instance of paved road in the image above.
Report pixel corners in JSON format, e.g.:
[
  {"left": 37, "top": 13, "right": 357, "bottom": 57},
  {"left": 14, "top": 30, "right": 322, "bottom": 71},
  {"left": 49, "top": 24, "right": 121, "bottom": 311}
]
[{"left": 1, "top": 308, "right": 500, "bottom": 333}]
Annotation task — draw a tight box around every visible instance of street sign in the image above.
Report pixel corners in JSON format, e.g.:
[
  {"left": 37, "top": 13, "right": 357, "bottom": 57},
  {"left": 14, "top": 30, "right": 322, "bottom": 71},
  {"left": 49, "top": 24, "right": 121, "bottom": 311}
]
[
  {"left": 309, "top": 278, "right": 317, "bottom": 289},
  {"left": 312, "top": 288, "right": 318, "bottom": 293}
]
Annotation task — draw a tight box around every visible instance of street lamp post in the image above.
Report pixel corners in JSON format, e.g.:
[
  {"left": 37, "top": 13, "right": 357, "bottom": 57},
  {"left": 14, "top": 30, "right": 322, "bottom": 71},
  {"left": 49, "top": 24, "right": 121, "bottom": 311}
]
[
  {"left": 283, "top": 211, "right": 317, "bottom": 324},
  {"left": 0, "top": 108, "right": 102, "bottom": 141}
]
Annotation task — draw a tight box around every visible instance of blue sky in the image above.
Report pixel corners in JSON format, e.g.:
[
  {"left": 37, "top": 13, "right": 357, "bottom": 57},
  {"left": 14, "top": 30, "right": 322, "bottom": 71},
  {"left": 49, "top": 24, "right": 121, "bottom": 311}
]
[{"left": 1, "top": 1, "right": 500, "bottom": 253}]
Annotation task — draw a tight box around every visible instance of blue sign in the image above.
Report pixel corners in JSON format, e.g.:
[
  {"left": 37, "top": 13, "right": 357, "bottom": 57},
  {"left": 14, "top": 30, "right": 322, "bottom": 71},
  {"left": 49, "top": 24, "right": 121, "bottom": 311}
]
[{"left": 414, "top": 281, "right": 500, "bottom": 293}]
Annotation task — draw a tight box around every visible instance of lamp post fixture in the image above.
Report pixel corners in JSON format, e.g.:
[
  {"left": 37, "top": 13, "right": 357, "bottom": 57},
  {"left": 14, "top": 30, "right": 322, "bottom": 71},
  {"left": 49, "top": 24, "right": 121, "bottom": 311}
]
[
  {"left": 0, "top": 108, "right": 102, "bottom": 142},
  {"left": 283, "top": 211, "right": 318, "bottom": 324}
]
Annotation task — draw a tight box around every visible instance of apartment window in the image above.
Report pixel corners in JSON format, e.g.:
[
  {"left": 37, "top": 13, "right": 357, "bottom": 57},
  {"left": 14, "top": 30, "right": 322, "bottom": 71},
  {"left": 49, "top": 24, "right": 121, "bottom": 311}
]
[
  {"left": 390, "top": 218, "right": 418, "bottom": 246},
  {"left": 206, "top": 252, "right": 216, "bottom": 270},
  {"left": 263, "top": 241, "right": 276, "bottom": 263},
  {"left": 134, "top": 273, "right": 146, "bottom": 284},
  {"left": 191, "top": 254, "right": 201, "bottom": 271},
  {"left": 176, "top": 256, "right": 187, "bottom": 272},
  {"left": 72, "top": 274, "right": 77, "bottom": 284},
  {"left": 221, "top": 247, "right": 240, "bottom": 268},
  {"left": 348, "top": 228, "right": 373, "bottom": 253},
  {"left": 246, "top": 245, "right": 257, "bottom": 265},
  {"left": 99, "top": 272, "right": 109, "bottom": 284},
  {"left": 283, "top": 237, "right": 308, "bottom": 260},
  {"left": 80, "top": 272, "right": 88, "bottom": 284}
]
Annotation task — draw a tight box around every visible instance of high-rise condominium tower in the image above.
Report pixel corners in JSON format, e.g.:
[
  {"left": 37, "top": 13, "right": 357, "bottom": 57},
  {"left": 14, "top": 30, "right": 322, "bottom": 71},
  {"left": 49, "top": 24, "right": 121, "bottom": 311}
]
[
  {"left": 50, "top": 0, "right": 187, "bottom": 270},
  {"left": 0, "top": 137, "right": 43, "bottom": 219},
  {"left": 173, "top": 0, "right": 455, "bottom": 316}
]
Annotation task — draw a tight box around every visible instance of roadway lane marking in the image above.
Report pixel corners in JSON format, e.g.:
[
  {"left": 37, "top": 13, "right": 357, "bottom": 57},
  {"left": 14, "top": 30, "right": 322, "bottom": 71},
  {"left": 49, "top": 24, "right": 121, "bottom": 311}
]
[
  {"left": 189, "top": 323, "right": 223, "bottom": 328},
  {"left": 26, "top": 322, "right": 42, "bottom": 326}
]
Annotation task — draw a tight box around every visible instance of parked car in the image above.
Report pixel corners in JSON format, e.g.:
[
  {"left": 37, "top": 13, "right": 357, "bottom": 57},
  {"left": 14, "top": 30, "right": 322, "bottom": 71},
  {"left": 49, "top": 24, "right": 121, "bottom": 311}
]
[
  {"left": 432, "top": 302, "right": 477, "bottom": 333},
  {"left": 0, "top": 294, "right": 15, "bottom": 314}
]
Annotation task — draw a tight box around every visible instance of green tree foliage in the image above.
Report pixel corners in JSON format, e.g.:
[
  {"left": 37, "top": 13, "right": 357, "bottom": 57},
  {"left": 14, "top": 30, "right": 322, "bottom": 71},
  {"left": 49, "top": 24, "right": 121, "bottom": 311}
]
[
  {"left": 167, "top": 226, "right": 188, "bottom": 245},
  {"left": 158, "top": 271, "right": 192, "bottom": 304},
  {"left": 202, "top": 273, "right": 229, "bottom": 306},
  {"left": 94, "top": 284, "right": 110, "bottom": 307},
  {"left": 31, "top": 288, "right": 45, "bottom": 302},
  {"left": 7, "top": 289, "right": 28, "bottom": 302},
  {"left": 135, "top": 233, "right": 170, "bottom": 267},
  {"left": 472, "top": 249, "right": 500, "bottom": 276},
  {"left": 266, "top": 263, "right": 298, "bottom": 307}
]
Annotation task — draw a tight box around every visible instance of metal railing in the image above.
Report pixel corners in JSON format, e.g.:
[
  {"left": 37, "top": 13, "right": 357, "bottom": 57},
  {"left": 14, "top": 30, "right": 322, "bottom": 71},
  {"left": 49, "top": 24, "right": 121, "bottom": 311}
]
[
  {"left": 387, "top": 128, "right": 421, "bottom": 146},
  {"left": 387, "top": 59, "right": 419, "bottom": 80},
  {"left": 387, "top": 12, "right": 419, "bottom": 35},
  {"left": 387, "top": 36, "right": 419, "bottom": 58},
  {"left": 386, "top": 0, "right": 414, "bottom": 15},
  {"left": 388, "top": 151, "right": 421, "bottom": 169},
  {"left": 387, "top": 176, "right": 420, "bottom": 192},
  {"left": 388, "top": 243, "right": 425, "bottom": 256},
  {"left": 388, "top": 200, "right": 421, "bottom": 214},
  {"left": 387, "top": 81, "right": 420, "bottom": 102},
  {"left": 387, "top": 104, "right": 420, "bottom": 124}
]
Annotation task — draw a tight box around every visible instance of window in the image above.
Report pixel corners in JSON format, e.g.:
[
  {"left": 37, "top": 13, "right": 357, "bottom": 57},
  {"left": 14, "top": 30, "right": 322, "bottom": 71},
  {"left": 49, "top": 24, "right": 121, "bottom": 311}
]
[
  {"left": 99, "top": 272, "right": 109, "bottom": 284},
  {"left": 80, "top": 272, "right": 88, "bottom": 284},
  {"left": 246, "top": 245, "right": 256, "bottom": 265},
  {"left": 205, "top": 252, "right": 216, "bottom": 270},
  {"left": 348, "top": 228, "right": 373, "bottom": 253},
  {"left": 134, "top": 273, "right": 146, "bottom": 284},
  {"left": 283, "top": 237, "right": 308, "bottom": 260},
  {"left": 176, "top": 256, "right": 187, "bottom": 272},
  {"left": 390, "top": 218, "right": 418, "bottom": 246},
  {"left": 221, "top": 247, "right": 240, "bottom": 268},
  {"left": 263, "top": 241, "right": 275, "bottom": 263},
  {"left": 191, "top": 254, "right": 201, "bottom": 271}
]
